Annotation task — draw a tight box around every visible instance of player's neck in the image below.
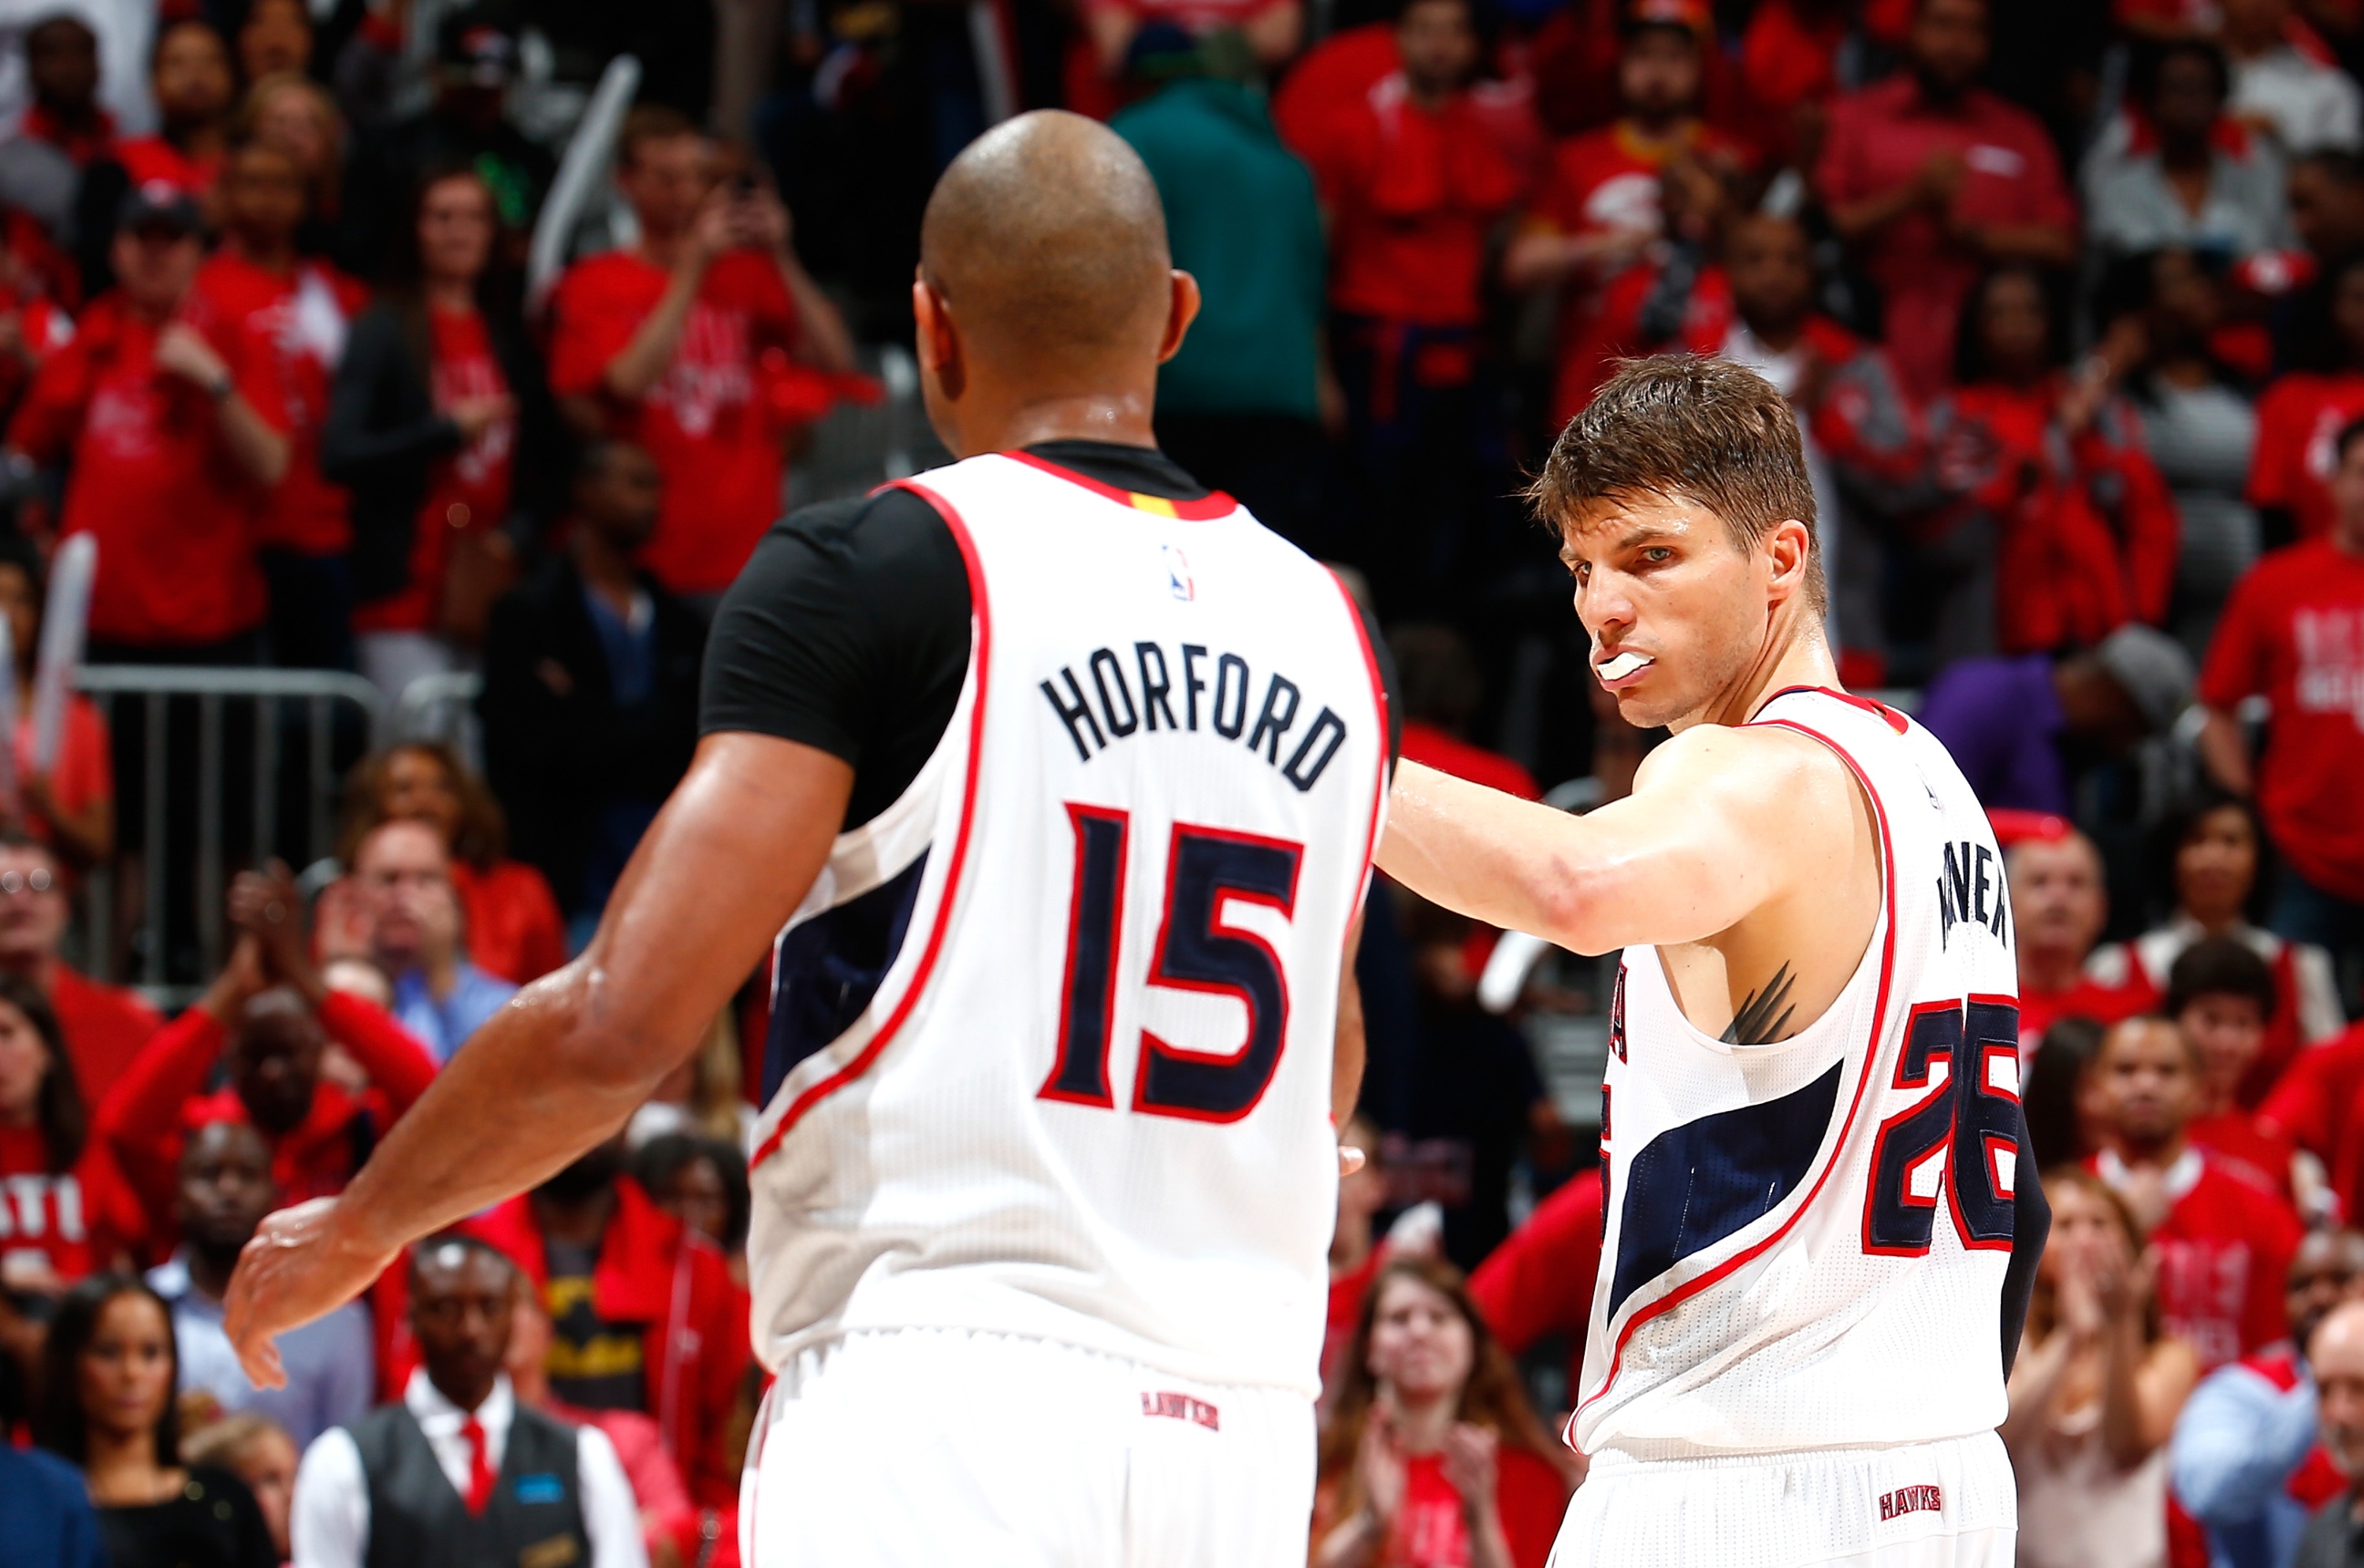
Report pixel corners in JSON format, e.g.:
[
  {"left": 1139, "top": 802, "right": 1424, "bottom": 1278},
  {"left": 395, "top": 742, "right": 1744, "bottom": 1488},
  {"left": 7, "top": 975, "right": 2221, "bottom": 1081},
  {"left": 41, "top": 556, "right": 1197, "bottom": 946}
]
[
  {"left": 1679, "top": 616, "right": 1838, "bottom": 732},
  {"left": 947, "top": 385, "right": 1160, "bottom": 459}
]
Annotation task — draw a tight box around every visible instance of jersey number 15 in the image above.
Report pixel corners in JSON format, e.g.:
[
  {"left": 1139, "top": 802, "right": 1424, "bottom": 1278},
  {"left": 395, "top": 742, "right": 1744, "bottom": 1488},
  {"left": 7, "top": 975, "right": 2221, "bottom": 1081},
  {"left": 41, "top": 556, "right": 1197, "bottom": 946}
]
[
  {"left": 1862, "top": 997, "right": 2022, "bottom": 1256},
  {"left": 1039, "top": 804, "right": 1304, "bottom": 1123}
]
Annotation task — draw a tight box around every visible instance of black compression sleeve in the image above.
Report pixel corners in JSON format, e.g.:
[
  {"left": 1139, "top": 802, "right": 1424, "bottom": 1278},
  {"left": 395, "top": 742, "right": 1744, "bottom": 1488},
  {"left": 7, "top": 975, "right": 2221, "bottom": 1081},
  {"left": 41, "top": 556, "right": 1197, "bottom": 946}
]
[{"left": 1998, "top": 1102, "right": 2050, "bottom": 1376}]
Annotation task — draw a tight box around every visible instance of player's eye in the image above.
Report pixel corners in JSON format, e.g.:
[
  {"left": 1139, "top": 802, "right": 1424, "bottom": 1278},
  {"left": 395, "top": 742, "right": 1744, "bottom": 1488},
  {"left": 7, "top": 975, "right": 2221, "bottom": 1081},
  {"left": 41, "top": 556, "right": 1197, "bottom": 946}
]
[{"left": 1640, "top": 547, "right": 1674, "bottom": 564}]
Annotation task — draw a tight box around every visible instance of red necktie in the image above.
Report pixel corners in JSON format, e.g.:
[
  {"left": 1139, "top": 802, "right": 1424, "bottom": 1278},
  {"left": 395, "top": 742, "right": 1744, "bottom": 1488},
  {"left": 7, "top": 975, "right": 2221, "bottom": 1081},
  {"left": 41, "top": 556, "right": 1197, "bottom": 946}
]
[{"left": 459, "top": 1415, "right": 496, "bottom": 1514}]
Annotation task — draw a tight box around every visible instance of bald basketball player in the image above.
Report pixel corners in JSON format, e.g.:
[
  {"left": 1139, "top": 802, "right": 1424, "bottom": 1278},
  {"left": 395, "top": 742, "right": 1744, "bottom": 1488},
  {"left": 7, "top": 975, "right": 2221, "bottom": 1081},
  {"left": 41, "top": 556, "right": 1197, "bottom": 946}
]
[
  {"left": 1376, "top": 357, "right": 2047, "bottom": 1566},
  {"left": 225, "top": 112, "right": 1398, "bottom": 1565}
]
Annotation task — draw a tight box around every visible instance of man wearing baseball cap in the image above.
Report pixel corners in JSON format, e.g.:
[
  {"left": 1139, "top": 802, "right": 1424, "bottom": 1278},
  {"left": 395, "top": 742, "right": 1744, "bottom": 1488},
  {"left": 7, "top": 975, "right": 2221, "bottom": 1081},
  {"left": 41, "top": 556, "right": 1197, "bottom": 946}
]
[{"left": 2, "top": 179, "right": 288, "bottom": 661}]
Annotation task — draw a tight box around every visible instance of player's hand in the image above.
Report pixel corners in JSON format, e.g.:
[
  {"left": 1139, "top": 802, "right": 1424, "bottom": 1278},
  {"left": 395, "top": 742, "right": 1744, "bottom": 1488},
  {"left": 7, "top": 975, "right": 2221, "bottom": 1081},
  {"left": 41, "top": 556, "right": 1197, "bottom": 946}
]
[
  {"left": 1443, "top": 1421, "right": 1500, "bottom": 1513},
  {"left": 223, "top": 1196, "right": 402, "bottom": 1388}
]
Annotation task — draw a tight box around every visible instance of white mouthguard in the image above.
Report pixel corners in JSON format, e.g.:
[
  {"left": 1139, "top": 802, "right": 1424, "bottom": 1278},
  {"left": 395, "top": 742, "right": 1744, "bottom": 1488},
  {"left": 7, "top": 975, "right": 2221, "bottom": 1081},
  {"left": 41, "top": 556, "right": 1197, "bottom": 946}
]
[{"left": 1598, "top": 651, "right": 1652, "bottom": 681}]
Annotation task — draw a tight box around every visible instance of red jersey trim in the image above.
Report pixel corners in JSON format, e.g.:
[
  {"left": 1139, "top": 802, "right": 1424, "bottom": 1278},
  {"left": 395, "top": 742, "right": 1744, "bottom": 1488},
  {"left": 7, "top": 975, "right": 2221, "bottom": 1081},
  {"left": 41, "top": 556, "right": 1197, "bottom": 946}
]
[
  {"left": 1756, "top": 684, "right": 1909, "bottom": 734},
  {"left": 748, "top": 478, "right": 994, "bottom": 1169},
  {"left": 1002, "top": 449, "right": 1240, "bottom": 520},
  {"left": 1573, "top": 712, "right": 1900, "bottom": 1432}
]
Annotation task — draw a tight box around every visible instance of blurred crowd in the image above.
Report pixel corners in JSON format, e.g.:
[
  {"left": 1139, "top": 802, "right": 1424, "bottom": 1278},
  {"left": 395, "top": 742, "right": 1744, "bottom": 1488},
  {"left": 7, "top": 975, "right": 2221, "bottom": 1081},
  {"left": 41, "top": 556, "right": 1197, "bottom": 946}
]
[{"left": 0, "top": 0, "right": 2355, "bottom": 1564}]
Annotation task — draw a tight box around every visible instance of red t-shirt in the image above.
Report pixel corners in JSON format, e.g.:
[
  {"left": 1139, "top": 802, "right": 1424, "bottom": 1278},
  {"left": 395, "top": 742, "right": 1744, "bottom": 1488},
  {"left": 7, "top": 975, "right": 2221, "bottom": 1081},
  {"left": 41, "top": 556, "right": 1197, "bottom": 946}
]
[
  {"left": 1367, "top": 1447, "right": 1567, "bottom": 1568},
  {"left": 355, "top": 305, "right": 514, "bottom": 634},
  {"left": 190, "top": 252, "right": 367, "bottom": 556},
  {"left": 2095, "top": 1148, "right": 2303, "bottom": 1372},
  {"left": 1288, "top": 75, "right": 1530, "bottom": 329},
  {"left": 2017, "top": 972, "right": 2159, "bottom": 1055},
  {"left": 1470, "top": 1167, "right": 1604, "bottom": 1401},
  {"left": 2199, "top": 541, "right": 2364, "bottom": 902},
  {"left": 0, "top": 1125, "right": 147, "bottom": 1284},
  {"left": 1522, "top": 121, "right": 1751, "bottom": 422},
  {"left": 451, "top": 857, "right": 567, "bottom": 985},
  {"left": 114, "top": 137, "right": 220, "bottom": 198},
  {"left": 2248, "top": 373, "right": 2364, "bottom": 543},
  {"left": 5, "top": 292, "right": 276, "bottom": 647},
  {"left": 47, "top": 961, "right": 160, "bottom": 1109},
  {"left": 1402, "top": 721, "right": 1541, "bottom": 801},
  {"left": 2186, "top": 1108, "right": 2296, "bottom": 1197},
  {"left": 548, "top": 250, "right": 803, "bottom": 596},
  {"left": 2260, "top": 1025, "right": 2364, "bottom": 1221},
  {"left": 1814, "top": 78, "right": 2077, "bottom": 398}
]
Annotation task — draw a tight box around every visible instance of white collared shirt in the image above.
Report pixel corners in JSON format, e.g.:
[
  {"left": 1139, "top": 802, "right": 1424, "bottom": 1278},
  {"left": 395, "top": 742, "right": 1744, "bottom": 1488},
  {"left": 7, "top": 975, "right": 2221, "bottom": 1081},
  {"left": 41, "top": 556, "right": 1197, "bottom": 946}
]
[{"left": 290, "top": 1370, "right": 648, "bottom": 1568}]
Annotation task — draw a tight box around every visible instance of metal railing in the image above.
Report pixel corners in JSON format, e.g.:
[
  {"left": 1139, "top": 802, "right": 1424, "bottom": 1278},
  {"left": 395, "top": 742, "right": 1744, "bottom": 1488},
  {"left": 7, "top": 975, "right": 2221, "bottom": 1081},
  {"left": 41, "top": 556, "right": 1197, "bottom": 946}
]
[{"left": 73, "top": 666, "right": 383, "bottom": 1002}]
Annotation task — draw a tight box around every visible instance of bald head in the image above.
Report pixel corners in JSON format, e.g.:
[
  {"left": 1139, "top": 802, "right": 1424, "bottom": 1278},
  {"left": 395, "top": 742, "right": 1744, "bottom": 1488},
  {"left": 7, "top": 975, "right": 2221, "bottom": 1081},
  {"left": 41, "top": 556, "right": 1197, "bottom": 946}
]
[
  {"left": 920, "top": 111, "right": 1173, "bottom": 381},
  {"left": 2316, "top": 1299, "right": 2364, "bottom": 1473}
]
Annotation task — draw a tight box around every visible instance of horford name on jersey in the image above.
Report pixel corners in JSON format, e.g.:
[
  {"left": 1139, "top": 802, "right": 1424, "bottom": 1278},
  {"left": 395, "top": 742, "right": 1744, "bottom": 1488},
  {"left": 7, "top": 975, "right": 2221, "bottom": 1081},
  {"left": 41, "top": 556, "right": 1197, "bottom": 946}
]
[{"left": 1039, "top": 641, "right": 1355, "bottom": 793}]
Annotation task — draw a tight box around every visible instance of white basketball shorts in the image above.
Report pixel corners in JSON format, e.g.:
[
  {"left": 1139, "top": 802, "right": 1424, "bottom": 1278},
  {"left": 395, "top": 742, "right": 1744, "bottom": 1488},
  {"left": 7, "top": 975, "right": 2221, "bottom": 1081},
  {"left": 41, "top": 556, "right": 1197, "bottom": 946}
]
[
  {"left": 741, "top": 1327, "right": 1316, "bottom": 1568},
  {"left": 1548, "top": 1431, "right": 2016, "bottom": 1568}
]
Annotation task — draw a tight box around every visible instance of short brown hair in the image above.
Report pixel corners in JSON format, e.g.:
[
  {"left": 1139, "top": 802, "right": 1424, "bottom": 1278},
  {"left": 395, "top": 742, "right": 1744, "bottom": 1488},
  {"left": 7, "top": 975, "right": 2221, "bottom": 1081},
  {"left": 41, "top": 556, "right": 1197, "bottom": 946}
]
[
  {"left": 618, "top": 104, "right": 701, "bottom": 168},
  {"left": 1530, "top": 354, "right": 1825, "bottom": 617}
]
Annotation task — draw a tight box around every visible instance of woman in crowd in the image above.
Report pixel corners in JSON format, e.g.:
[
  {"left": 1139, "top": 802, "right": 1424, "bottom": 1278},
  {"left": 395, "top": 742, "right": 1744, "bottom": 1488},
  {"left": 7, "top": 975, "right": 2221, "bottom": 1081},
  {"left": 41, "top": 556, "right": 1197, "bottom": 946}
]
[
  {"left": 337, "top": 741, "right": 566, "bottom": 984},
  {"left": 1313, "top": 1256, "right": 1568, "bottom": 1568},
  {"left": 180, "top": 1412, "right": 300, "bottom": 1562},
  {"left": 2107, "top": 248, "right": 2263, "bottom": 660},
  {"left": 2082, "top": 41, "right": 2291, "bottom": 268},
  {"left": 0, "top": 972, "right": 144, "bottom": 1379},
  {"left": 2022, "top": 1015, "right": 2110, "bottom": 1170},
  {"left": 2005, "top": 1169, "right": 2199, "bottom": 1568},
  {"left": 322, "top": 162, "right": 557, "bottom": 706},
  {"left": 1916, "top": 265, "right": 2180, "bottom": 660},
  {"left": 634, "top": 1132, "right": 751, "bottom": 1277},
  {"left": 2090, "top": 791, "right": 2344, "bottom": 1102},
  {"left": 0, "top": 536, "right": 111, "bottom": 864},
  {"left": 35, "top": 1276, "right": 276, "bottom": 1568}
]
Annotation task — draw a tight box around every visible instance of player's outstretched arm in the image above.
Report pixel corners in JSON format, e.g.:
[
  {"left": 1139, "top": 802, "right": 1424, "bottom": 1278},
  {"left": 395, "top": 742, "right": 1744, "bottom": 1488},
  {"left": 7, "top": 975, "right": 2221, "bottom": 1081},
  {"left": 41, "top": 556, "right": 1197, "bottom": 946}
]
[
  {"left": 223, "top": 732, "right": 853, "bottom": 1385},
  {"left": 1377, "top": 725, "right": 1847, "bottom": 957}
]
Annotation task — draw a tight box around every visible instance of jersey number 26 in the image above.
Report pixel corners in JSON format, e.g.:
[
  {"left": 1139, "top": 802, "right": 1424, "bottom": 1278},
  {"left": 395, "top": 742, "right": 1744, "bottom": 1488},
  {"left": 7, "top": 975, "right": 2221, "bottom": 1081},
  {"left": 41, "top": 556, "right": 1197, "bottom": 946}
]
[
  {"left": 1039, "top": 804, "right": 1304, "bottom": 1123},
  {"left": 1862, "top": 997, "right": 2022, "bottom": 1256}
]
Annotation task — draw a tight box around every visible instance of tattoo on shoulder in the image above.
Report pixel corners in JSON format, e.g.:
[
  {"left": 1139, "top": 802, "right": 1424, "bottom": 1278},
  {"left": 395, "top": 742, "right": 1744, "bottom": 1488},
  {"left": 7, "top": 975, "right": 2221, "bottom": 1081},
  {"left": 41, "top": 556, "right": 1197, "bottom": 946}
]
[{"left": 1723, "top": 962, "right": 1800, "bottom": 1046}]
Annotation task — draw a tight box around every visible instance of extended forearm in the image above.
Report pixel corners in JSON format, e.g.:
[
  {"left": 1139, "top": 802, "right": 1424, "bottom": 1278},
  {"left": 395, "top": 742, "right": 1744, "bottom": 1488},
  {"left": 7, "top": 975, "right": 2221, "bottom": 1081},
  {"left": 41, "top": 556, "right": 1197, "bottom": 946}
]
[
  {"left": 219, "top": 392, "right": 292, "bottom": 485},
  {"left": 1379, "top": 764, "right": 1598, "bottom": 947},
  {"left": 605, "top": 263, "right": 707, "bottom": 400}
]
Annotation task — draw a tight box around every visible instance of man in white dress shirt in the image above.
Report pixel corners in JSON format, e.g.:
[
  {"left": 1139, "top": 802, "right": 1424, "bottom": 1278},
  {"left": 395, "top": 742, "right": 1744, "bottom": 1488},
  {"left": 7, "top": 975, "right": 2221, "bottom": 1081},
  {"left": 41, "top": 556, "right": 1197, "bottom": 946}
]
[{"left": 289, "top": 1236, "right": 645, "bottom": 1568}]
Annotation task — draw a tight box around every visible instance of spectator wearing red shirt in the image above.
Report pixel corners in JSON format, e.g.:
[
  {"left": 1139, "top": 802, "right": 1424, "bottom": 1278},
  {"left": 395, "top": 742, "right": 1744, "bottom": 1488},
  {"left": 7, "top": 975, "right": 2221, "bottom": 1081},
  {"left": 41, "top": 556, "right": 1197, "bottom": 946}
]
[
  {"left": 0, "top": 541, "right": 113, "bottom": 866},
  {"left": 0, "top": 835, "right": 157, "bottom": 1109},
  {"left": 1912, "top": 266, "right": 2181, "bottom": 660},
  {"left": 2165, "top": 936, "right": 2302, "bottom": 1194},
  {"left": 196, "top": 138, "right": 368, "bottom": 673},
  {"left": 2009, "top": 826, "right": 2161, "bottom": 1052},
  {"left": 1739, "top": 0, "right": 1914, "bottom": 168},
  {"left": 336, "top": 742, "right": 567, "bottom": 986},
  {"left": 1814, "top": 0, "right": 2078, "bottom": 399},
  {"left": 1503, "top": 0, "right": 1752, "bottom": 425},
  {"left": 2089, "top": 1016, "right": 2305, "bottom": 1371},
  {"left": 460, "top": 1137, "right": 751, "bottom": 1508},
  {"left": 548, "top": 108, "right": 854, "bottom": 606},
  {"left": 1314, "top": 1256, "right": 1571, "bottom": 1568},
  {"left": 4, "top": 183, "right": 288, "bottom": 662},
  {"left": 112, "top": 20, "right": 233, "bottom": 199},
  {"left": 95, "top": 866, "right": 439, "bottom": 1239},
  {"left": 2249, "top": 255, "right": 2364, "bottom": 544},
  {"left": 322, "top": 165, "right": 557, "bottom": 704},
  {"left": 2200, "top": 410, "right": 2364, "bottom": 1003},
  {"left": 1284, "top": 0, "right": 1530, "bottom": 619},
  {"left": 0, "top": 971, "right": 146, "bottom": 1364},
  {"left": 1467, "top": 1166, "right": 1604, "bottom": 1413}
]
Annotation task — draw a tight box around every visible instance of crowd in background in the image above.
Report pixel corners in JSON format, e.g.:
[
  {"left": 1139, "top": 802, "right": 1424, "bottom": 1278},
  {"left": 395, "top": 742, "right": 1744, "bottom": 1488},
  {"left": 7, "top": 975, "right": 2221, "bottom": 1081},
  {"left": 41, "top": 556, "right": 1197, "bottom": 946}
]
[{"left": 0, "top": 0, "right": 2356, "bottom": 1563}]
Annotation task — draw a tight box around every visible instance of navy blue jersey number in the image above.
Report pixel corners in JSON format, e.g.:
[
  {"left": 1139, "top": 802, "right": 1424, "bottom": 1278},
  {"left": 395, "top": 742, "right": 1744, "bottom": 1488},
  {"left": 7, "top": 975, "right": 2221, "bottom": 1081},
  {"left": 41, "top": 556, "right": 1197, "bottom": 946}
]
[
  {"left": 1040, "top": 809, "right": 1304, "bottom": 1122},
  {"left": 1862, "top": 996, "right": 2023, "bottom": 1256}
]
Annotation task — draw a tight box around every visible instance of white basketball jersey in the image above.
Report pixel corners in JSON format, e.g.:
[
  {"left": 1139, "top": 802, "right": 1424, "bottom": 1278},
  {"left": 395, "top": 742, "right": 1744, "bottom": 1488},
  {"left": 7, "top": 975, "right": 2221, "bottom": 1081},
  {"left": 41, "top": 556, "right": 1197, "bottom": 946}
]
[
  {"left": 745, "top": 451, "right": 1389, "bottom": 1396},
  {"left": 1575, "top": 686, "right": 2023, "bottom": 1458}
]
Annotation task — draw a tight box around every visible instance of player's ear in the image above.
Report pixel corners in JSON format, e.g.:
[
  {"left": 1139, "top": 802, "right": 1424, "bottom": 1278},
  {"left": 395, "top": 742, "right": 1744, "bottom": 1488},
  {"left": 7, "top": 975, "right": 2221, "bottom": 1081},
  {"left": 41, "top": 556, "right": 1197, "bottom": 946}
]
[
  {"left": 1765, "top": 517, "right": 1812, "bottom": 602},
  {"left": 912, "top": 271, "right": 965, "bottom": 401},
  {"left": 1157, "top": 269, "right": 1202, "bottom": 366}
]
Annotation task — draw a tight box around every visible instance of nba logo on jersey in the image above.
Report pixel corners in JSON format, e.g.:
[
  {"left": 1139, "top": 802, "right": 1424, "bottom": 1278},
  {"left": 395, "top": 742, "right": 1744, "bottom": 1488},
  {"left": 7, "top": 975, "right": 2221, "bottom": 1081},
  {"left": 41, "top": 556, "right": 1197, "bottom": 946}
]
[{"left": 1162, "top": 542, "right": 1195, "bottom": 601}]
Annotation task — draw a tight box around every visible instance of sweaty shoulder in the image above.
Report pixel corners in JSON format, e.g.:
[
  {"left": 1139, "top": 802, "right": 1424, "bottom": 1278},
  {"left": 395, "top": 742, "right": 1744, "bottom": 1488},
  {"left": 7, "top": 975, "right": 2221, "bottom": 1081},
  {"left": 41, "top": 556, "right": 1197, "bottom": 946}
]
[
  {"left": 700, "top": 485, "right": 972, "bottom": 830},
  {"left": 1637, "top": 721, "right": 1871, "bottom": 885}
]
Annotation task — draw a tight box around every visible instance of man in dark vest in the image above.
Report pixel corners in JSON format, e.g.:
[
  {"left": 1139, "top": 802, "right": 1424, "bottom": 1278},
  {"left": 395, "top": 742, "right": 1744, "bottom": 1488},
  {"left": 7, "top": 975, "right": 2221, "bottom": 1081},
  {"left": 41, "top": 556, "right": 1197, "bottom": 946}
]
[{"left": 287, "top": 1235, "right": 647, "bottom": 1568}]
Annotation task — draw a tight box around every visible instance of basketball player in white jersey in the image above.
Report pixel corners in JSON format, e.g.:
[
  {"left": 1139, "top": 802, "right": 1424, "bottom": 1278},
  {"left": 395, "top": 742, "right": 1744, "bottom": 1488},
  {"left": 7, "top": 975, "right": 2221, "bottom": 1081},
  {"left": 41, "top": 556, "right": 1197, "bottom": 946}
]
[
  {"left": 219, "top": 112, "right": 1396, "bottom": 1565},
  {"left": 1375, "top": 355, "right": 2050, "bottom": 1567}
]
